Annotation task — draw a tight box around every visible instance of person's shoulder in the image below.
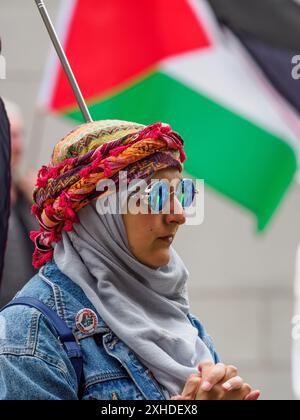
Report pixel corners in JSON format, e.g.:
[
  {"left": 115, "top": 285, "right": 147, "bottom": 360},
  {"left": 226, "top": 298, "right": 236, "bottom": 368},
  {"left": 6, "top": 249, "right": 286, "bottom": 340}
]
[
  {"left": 0, "top": 270, "right": 78, "bottom": 384},
  {"left": 0, "top": 273, "right": 57, "bottom": 354},
  {"left": 0, "top": 261, "right": 107, "bottom": 354}
]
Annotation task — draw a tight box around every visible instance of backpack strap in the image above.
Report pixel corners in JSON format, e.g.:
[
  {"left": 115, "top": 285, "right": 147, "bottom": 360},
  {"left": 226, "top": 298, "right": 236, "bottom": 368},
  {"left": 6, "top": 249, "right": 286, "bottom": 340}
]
[{"left": 1, "top": 297, "right": 83, "bottom": 386}]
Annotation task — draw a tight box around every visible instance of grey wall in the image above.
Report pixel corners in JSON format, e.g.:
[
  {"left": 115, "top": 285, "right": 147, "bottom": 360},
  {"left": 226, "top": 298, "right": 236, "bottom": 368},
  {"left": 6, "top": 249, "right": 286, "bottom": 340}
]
[{"left": 1, "top": 0, "right": 300, "bottom": 400}]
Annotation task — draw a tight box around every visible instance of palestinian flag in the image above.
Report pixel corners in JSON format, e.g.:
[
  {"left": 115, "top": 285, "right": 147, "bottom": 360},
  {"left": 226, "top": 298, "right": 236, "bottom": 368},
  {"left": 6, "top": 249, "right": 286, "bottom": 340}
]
[
  {"left": 208, "top": 0, "right": 300, "bottom": 115},
  {"left": 39, "top": 0, "right": 300, "bottom": 230}
]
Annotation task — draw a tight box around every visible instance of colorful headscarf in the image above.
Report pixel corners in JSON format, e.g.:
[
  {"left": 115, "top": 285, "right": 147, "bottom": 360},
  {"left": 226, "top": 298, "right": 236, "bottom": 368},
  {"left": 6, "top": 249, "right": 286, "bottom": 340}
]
[{"left": 31, "top": 120, "right": 186, "bottom": 268}]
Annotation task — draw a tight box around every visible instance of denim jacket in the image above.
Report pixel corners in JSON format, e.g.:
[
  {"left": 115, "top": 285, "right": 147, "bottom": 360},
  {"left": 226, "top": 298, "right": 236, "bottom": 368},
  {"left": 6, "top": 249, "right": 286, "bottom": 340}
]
[{"left": 0, "top": 262, "right": 219, "bottom": 400}]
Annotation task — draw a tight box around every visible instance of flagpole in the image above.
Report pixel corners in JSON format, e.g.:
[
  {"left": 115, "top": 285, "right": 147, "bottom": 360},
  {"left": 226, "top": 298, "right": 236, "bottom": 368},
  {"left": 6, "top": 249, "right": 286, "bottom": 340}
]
[{"left": 34, "top": 0, "right": 93, "bottom": 123}]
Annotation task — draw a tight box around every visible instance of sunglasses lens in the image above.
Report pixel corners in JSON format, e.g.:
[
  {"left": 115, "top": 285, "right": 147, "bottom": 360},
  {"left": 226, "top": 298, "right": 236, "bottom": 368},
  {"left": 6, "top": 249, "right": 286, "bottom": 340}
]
[
  {"left": 176, "top": 179, "right": 196, "bottom": 208},
  {"left": 149, "top": 181, "right": 169, "bottom": 213}
]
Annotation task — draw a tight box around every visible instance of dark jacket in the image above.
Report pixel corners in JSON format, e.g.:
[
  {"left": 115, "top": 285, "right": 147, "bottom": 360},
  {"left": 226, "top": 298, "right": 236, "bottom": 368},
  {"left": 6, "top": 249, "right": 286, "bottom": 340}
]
[{"left": 0, "top": 98, "right": 11, "bottom": 281}]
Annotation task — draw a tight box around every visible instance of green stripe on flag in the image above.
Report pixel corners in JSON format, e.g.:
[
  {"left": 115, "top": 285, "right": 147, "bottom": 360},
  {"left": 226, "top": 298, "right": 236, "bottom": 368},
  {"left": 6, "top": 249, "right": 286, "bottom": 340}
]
[{"left": 65, "top": 71, "right": 297, "bottom": 230}]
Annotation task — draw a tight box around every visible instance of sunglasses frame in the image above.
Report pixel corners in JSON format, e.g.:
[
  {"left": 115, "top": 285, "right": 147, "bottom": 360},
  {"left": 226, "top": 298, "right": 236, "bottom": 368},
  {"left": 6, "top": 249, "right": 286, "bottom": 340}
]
[{"left": 136, "top": 178, "right": 199, "bottom": 213}]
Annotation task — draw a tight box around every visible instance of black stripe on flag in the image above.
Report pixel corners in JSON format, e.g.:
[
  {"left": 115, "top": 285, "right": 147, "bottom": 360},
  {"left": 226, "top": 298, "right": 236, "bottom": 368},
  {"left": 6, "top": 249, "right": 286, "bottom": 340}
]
[{"left": 208, "top": 0, "right": 300, "bottom": 114}]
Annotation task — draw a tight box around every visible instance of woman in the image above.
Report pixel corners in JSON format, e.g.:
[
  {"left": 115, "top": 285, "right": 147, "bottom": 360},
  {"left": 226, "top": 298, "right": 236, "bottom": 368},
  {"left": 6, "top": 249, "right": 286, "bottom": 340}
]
[{"left": 0, "top": 120, "right": 260, "bottom": 400}]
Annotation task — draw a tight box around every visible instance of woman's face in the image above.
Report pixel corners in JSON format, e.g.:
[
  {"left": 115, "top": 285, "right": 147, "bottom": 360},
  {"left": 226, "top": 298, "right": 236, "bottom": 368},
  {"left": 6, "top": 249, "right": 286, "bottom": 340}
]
[{"left": 122, "top": 168, "right": 186, "bottom": 269}]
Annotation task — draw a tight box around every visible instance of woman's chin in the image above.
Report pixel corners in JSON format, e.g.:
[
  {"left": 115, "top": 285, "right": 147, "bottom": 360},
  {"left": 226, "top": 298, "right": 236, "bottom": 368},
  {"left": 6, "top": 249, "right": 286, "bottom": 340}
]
[{"left": 148, "top": 250, "right": 171, "bottom": 269}]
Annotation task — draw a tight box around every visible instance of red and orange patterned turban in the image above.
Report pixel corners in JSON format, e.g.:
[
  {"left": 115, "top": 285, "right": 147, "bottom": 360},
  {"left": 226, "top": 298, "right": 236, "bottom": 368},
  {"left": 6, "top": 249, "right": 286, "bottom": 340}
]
[{"left": 31, "top": 120, "right": 186, "bottom": 268}]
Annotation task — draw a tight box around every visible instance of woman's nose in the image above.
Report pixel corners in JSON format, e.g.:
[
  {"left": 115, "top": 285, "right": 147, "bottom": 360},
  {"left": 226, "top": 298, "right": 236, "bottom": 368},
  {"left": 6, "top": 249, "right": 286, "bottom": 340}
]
[{"left": 165, "top": 194, "right": 186, "bottom": 225}]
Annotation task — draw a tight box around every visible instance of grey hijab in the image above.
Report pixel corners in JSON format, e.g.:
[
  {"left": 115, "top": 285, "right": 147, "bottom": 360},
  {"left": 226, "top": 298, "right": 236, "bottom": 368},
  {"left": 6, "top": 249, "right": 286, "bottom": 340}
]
[{"left": 54, "top": 191, "right": 213, "bottom": 398}]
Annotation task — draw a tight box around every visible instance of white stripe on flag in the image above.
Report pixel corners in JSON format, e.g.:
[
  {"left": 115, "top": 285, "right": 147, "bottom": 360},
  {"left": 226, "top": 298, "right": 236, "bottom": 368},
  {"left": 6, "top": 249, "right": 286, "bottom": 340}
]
[{"left": 161, "top": 30, "right": 300, "bottom": 155}]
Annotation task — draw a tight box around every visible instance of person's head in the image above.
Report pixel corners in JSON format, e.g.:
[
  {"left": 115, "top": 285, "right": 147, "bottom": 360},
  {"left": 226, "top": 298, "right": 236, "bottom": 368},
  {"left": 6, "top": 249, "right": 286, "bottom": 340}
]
[
  {"left": 122, "top": 167, "right": 186, "bottom": 269},
  {"left": 31, "top": 120, "right": 187, "bottom": 269},
  {"left": 3, "top": 99, "right": 24, "bottom": 170}
]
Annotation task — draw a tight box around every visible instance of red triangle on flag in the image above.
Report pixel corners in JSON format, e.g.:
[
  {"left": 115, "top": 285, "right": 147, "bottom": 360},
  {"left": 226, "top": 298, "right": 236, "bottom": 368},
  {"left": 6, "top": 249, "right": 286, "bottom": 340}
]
[{"left": 50, "top": 0, "right": 212, "bottom": 110}]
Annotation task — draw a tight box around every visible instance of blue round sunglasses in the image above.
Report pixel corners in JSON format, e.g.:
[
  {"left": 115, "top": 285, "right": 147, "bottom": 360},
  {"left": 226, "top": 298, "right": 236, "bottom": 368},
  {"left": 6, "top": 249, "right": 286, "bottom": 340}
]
[{"left": 138, "top": 178, "right": 198, "bottom": 213}]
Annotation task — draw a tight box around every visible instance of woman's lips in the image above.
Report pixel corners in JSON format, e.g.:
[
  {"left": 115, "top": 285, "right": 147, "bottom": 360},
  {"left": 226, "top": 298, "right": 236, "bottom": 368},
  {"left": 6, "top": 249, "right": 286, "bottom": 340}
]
[{"left": 158, "top": 235, "right": 174, "bottom": 244}]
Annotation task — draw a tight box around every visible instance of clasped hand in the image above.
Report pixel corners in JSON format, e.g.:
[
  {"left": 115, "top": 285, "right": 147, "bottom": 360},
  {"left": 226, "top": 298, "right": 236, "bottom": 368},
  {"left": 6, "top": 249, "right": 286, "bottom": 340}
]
[{"left": 171, "top": 361, "right": 261, "bottom": 401}]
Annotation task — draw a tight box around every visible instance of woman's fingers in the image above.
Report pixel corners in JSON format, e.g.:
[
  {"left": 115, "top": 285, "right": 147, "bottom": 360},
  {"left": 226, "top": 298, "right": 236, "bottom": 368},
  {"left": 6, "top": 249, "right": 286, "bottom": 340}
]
[
  {"left": 225, "top": 365, "right": 238, "bottom": 379},
  {"left": 222, "top": 376, "right": 244, "bottom": 392},
  {"left": 171, "top": 394, "right": 192, "bottom": 400},
  {"left": 170, "top": 395, "right": 185, "bottom": 400},
  {"left": 244, "top": 390, "right": 261, "bottom": 401},
  {"left": 240, "top": 384, "right": 252, "bottom": 400},
  {"left": 193, "top": 361, "right": 259, "bottom": 401},
  {"left": 199, "top": 362, "right": 227, "bottom": 392},
  {"left": 197, "top": 359, "right": 213, "bottom": 374},
  {"left": 181, "top": 374, "right": 201, "bottom": 398}
]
